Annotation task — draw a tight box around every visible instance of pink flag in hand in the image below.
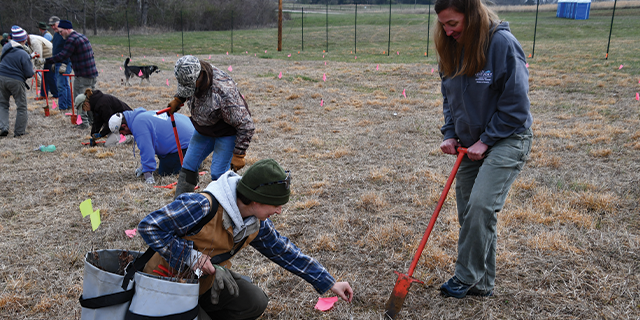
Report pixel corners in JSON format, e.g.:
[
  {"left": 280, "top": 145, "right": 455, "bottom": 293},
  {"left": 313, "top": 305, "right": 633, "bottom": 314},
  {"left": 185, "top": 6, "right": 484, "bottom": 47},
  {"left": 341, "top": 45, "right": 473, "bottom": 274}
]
[
  {"left": 76, "top": 115, "right": 83, "bottom": 125},
  {"left": 402, "top": 89, "right": 406, "bottom": 98},
  {"left": 138, "top": 70, "right": 143, "bottom": 77},
  {"left": 320, "top": 99, "right": 324, "bottom": 107},
  {"left": 323, "top": 73, "right": 326, "bottom": 82},
  {"left": 228, "top": 66, "right": 233, "bottom": 72},
  {"left": 376, "top": 64, "right": 379, "bottom": 71},
  {"left": 125, "top": 228, "right": 137, "bottom": 238},
  {"left": 526, "top": 63, "right": 529, "bottom": 68},
  {"left": 278, "top": 72, "right": 282, "bottom": 79},
  {"left": 166, "top": 79, "right": 169, "bottom": 86},
  {"left": 119, "top": 134, "right": 127, "bottom": 143},
  {"left": 619, "top": 64, "right": 623, "bottom": 69},
  {"left": 52, "top": 100, "right": 58, "bottom": 109},
  {"left": 314, "top": 297, "right": 338, "bottom": 311},
  {"left": 636, "top": 93, "right": 639, "bottom": 101}
]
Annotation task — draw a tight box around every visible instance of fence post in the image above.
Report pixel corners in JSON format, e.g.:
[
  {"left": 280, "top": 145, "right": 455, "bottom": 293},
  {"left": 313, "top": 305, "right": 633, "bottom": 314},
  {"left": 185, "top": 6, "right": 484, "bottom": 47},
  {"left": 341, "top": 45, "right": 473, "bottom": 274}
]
[
  {"left": 427, "top": 1, "right": 431, "bottom": 58},
  {"left": 605, "top": 0, "right": 617, "bottom": 60},
  {"left": 326, "top": 0, "right": 329, "bottom": 53},
  {"left": 231, "top": 9, "right": 234, "bottom": 54},
  {"left": 125, "top": 9, "right": 131, "bottom": 58},
  {"left": 355, "top": 1, "right": 357, "bottom": 54},
  {"left": 532, "top": 0, "right": 540, "bottom": 59},
  {"left": 387, "top": 0, "right": 391, "bottom": 56},
  {"left": 302, "top": 7, "right": 304, "bottom": 51}
]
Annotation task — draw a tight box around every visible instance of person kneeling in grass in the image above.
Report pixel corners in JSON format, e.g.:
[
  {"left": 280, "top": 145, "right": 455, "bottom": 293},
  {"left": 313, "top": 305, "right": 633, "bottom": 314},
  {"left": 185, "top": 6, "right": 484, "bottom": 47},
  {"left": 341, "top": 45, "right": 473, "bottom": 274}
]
[
  {"left": 108, "top": 108, "right": 194, "bottom": 184},
  {"left": 138, "top": 159, "right": 353, "bottom": 319}
]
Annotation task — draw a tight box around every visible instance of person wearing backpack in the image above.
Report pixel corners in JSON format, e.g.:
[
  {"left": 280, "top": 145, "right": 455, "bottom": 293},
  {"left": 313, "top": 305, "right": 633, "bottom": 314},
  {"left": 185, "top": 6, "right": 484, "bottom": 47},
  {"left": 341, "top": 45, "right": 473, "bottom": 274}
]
[
  {"left": 138, "top": 159, "right": 354, "bottom": 319},
  {"left": 434, "top": 0, "right": 533, "bottom": 298},
  {"left": 166, "top": 55, "right": 254, "bottom": 199}
]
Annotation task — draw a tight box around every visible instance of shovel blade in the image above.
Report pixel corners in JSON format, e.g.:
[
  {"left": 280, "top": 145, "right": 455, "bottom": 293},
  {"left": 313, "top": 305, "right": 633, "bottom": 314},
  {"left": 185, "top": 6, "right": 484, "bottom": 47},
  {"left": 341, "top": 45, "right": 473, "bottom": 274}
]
[{"left": 384, "top": 271, "right": 423, "bottom": 319}]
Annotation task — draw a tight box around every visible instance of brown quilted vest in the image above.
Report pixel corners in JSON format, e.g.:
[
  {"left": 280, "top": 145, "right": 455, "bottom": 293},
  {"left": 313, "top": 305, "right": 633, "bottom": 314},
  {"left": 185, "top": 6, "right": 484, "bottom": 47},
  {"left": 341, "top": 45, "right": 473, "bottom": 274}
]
[{"left": 142, "top": 193, "right": 260, "bottom": 295}]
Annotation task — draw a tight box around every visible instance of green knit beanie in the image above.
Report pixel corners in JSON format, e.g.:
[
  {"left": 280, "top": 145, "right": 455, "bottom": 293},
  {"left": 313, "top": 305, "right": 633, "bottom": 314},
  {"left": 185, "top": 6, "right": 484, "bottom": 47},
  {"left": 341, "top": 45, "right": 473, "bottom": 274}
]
[{"left": 237, "top": 159, "right": 290, "bottom": 206}]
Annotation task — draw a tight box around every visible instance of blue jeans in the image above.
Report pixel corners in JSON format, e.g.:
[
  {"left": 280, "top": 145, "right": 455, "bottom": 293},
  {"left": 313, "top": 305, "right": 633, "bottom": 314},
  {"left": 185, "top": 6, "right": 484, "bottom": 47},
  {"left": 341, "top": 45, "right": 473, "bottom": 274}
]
[
  {"left": 55, "top": 63, "right": 71, "bottom": 109},
  {"left": 157, "top": 148, "right": 187, "bottom": 176},
  {"left": 454, "top": 128, "right": 532, "bottom": 292},
  {"left": 41, "top": 64, "right": 58, "bottom": 98},
  {"left": 182, "top": 132, "right": 235, "bottom": 181}
]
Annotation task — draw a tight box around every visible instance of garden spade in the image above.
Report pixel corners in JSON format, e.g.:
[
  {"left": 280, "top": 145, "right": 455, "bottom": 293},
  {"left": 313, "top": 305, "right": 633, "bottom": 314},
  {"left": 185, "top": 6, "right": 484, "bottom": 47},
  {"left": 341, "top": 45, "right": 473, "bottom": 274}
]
[
  {"left": 157, "top": 107, "right": 184, "bottom": 165},
  {"left": 385, "top": 147, "right": 467, "bottom": 319}
]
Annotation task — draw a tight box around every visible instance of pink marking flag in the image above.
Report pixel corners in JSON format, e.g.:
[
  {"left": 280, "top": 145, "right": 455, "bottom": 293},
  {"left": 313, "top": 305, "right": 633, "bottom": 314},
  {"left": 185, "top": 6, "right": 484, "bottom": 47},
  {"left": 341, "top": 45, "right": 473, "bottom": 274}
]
[
  {"left": 209, "top": 55, "right": 212, "bottom": 59},
  {"left": 265, "top": 50, "right": 267, "bottom": 53},
  {"left": 323, "top": 73, "right": 326, "bottom": 82},
  {"left": 402, "top": 88, "right": 406, "bottom": 98},
  {"left": 226, "top": 52, "right": 229, "bottom": 55},
  {"left": 166, "top": 79, "right": 170, "bottom": 86},
  {"left": 320, "top": 99, "right": 324, "bottom": 107},
  {"left": 144, "top": 56, "right": 146, "bottom": 58},
  {"left": 526, "top": 63, "right": 529, "bottom": 68},
  {"left": 397, "top": 51, "right": 399, "bottom": 55},
  {"left": 255, "top": 54, "right": 257, "bottom": 56},
  {"left": 246, "top": 51, "right": 248, "bottom": 54},
  {"left": 355, "top": 56, "right": 357, "bottom": 60},
  {"left": 120, "top": 66, "right": 122, "bottom": 71},
  {"left": 101, "top": 69, "right": 103, "bottom": 73},
  {"left": 228, "top": 66, "right": 233, "bottom": 72},
  {"left": 636, "top": 93, "right": 639, "bottom": 101},
  {"left": 76, "top": 115, "right": 83, "bottom": 125},
  {"left": 431, "top": 68, "right": 434, "bottom": 73},
  {"left": 325, "top": 61, "right": 327, "bottom": 66},
  {"left": 37, "top": 90, "right": 40, "bottom": 96},
  {"left": 138, "top": 70, "right": 143, "bottom": 77},
  {"left": 119, "top": 134, "right": 127, "bottom": 143},
  {"left": 162, "top": 58, "right": 165, "bottom": 62},
  {"left": 288, "top": 54, "right": 291, "bottom": 57},
  {"left": 314, "top": 297, "right": 338, "bottom": 312},
  {"left": 323, "top": 55, "right": 324, "bottom": 58},
  {"left": 376, "top": 64, "right": 379, "bottom": 71},
  {"left": 125, "top": 228, "right": 137, "bottom": 238},
  {"left": 619, "top": 65, "right": 623, "bottom": 69},
  {"left": 278, "top": 72, "right": 282, "bottom": 79},
  {"left": 52, "top": 100, "right": 57, "bottom": 109},
  {"left": 65, "top": 113, "right": 72, "bottom": 116}
]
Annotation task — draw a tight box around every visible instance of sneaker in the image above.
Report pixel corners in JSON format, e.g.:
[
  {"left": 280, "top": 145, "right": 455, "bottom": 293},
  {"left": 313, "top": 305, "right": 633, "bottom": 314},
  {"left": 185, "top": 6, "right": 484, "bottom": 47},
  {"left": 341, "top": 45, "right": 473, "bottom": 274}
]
[
  {"left": 440, "top": 276, "right": 476, "bottom": 299},
  {"left": 0, "top": 131, "right": 8, "bottom": 137},
  {"left": 467, "top": 286, "right": 494, "bottom": 297}
]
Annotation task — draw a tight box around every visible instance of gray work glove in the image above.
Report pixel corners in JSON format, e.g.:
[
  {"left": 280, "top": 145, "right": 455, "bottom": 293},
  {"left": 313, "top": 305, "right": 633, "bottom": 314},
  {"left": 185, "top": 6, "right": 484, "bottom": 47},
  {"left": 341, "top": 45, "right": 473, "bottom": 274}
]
[
  {"left": 210, "top": 265, "right": 242, "bottom": 305},
  {"left": 135, "top": 166, "right": 143, "bottom": 177},
  {"left": 143, "top": 172, "right": 155, "bottom": 184}
]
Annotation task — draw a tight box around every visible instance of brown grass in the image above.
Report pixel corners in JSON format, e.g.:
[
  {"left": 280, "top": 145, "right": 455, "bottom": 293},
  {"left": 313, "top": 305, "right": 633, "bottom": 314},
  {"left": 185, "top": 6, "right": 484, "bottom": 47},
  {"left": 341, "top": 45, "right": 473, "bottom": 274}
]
[{"left": 0, "top": 47, "right": 638, "bottom": 320}]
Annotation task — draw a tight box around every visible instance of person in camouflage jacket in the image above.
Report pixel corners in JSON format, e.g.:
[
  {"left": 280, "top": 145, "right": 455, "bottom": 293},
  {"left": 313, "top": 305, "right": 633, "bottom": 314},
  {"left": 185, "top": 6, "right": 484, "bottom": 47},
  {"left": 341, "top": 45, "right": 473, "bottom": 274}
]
[{"left": 167, "top": 55, "right": 254, "bottom": 198}]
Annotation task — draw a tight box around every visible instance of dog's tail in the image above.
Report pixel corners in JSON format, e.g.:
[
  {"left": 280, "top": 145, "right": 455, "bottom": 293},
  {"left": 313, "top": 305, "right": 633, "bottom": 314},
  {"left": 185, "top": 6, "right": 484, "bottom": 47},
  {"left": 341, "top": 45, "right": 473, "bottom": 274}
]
[{"left": 124, "top": 57, "right": 130, "bottom": 67}]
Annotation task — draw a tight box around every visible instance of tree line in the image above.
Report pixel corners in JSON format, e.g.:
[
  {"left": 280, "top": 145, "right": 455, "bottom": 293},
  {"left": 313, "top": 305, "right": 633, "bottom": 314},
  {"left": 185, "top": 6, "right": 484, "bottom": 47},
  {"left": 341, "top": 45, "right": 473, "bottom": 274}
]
[{"left": 1, "top": 0, "right": 278, "bottom": 36}]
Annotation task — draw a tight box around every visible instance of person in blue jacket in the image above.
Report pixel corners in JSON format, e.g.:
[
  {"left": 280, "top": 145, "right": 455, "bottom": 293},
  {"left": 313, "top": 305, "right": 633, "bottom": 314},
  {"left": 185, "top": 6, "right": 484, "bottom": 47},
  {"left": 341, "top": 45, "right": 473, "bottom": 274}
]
[
  {"left": 434, "top": 0, "right": 533, "bottom": 299},
  {"left": 108, "top": 108, "right": 195, "bottom": 184}
]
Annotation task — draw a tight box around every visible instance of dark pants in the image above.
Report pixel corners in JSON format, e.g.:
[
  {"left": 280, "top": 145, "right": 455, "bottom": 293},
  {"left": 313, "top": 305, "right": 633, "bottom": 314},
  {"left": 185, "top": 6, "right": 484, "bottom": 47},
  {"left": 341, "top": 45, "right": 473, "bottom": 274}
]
[
  {"left": 199, "top": 277, "right": 269, "bottom": 320},
  {"left": 41, "top": 63, "right": 58, "bottom": 98},
  {"left": 157, "top": 148, "right": 187, "bottom": 176}
]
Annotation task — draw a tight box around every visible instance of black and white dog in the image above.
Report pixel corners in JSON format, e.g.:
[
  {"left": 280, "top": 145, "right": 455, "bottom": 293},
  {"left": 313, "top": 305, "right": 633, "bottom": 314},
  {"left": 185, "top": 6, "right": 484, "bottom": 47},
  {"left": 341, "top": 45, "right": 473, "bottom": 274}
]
[{"left": 123, "top": 57, "right": 160, "bottom": 86}]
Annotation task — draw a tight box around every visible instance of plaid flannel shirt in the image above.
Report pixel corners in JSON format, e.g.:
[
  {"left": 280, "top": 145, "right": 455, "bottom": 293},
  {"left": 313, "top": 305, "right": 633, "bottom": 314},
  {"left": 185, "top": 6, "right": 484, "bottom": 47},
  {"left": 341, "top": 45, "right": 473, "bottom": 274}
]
[
  {"left": 138, "top": 193, "right": 336, "bottom": 294},
  {"left": 46, "top": 31, "right": 98, "bottom": 78}
]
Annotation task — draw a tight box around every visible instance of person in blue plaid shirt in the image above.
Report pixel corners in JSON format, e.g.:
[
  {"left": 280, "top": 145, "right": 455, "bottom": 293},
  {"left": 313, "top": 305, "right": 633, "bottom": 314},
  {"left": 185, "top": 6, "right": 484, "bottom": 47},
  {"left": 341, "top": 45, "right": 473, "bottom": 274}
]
[
  {"left": 45, "top": 19, "right": 98, "bottom": 129},
  {"left": 138, "top": 159, "right": 353, "bottom": 319}
]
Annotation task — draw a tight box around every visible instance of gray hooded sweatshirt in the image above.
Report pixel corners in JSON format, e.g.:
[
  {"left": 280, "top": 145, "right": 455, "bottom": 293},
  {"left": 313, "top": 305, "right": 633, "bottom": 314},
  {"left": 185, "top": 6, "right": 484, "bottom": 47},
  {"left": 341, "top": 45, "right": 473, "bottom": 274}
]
[
  {"left": 0, "top": 40, "right": 34, "bottom": 82},
  {"left": 440, "top": 22, "right": 533, "bottom": 147}
]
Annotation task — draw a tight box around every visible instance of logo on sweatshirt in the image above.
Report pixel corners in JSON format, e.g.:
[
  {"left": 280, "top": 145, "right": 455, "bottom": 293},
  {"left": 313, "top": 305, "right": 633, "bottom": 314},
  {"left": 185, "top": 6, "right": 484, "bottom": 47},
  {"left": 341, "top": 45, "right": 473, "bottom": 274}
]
[{"left": 475, "top": 70, "right": 492, "bottom": 84}]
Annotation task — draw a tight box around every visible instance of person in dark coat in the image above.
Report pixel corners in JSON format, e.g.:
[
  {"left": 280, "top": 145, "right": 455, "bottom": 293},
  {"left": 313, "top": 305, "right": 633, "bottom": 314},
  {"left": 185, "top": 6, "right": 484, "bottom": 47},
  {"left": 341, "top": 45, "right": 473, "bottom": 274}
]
[{"left": 75, "top": 88, "right": 132, "bottom": 138}]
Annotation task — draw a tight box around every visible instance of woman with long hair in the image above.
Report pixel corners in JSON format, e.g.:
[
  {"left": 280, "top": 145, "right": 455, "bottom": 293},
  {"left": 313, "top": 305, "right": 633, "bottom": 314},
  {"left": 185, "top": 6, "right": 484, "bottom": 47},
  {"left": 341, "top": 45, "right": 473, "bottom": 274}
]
[{"left": 434, "top": 0, "right": 533, "bottom": 298}]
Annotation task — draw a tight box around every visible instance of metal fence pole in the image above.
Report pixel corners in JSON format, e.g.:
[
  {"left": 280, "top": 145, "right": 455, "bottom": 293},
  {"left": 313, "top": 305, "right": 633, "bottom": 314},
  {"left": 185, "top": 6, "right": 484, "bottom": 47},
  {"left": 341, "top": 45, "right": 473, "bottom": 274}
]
[
  {"left": 355, "top": 2, "right": 357, "bottom": 54},
  {"left": 605, "top": 0, "right": 617, "bottom": 60},
  {"left": 181, "top": 10, "right": 184, "bottom": 56},
  {"left": 326, "top": 0, "right": 329, "bottom": 52},
  {"left": 125, "top": 9, "right": 131, "bottom": 58},
  {"left": 532, "top": 0, "right": 540, "bottom": 59},
  {"left": 387, "top": 0, "right": 391, "bottom": 56},
  {"left": 302, "top": 7, "right": 304, "bottom": 51},
  {"left": 231, "top": 9, "right": 234, "bottom": 54},
  {"left": 427, "top": 1, "right": 431, "bottom": 58}
]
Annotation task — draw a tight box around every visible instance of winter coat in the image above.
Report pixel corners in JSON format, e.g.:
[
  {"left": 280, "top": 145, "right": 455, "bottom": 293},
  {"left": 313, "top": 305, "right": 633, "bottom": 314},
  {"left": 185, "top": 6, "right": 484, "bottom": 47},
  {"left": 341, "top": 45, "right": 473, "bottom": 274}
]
[
  {"left": 0, "top": 41, "right": 34, "bottom": 82},
  {"left": 88, "top": 90, "right": 132, "bottom": 137}
]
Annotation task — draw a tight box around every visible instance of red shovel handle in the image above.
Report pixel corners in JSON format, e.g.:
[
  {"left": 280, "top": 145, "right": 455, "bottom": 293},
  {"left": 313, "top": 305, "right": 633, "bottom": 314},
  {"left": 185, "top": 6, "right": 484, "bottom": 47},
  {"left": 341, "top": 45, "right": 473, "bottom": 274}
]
[
  {"left": 156, "top": 108, "right": 184, "bottom": 165},
  {"left": 406, "top": 147, "right": 467, "bottom": 276}
]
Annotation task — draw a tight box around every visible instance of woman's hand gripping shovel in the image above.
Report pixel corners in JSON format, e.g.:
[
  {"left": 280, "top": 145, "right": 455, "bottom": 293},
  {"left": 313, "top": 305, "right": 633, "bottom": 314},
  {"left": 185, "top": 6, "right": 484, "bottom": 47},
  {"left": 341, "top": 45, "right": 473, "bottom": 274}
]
[
  {"left": 384, "top": 147, "right": 467, "bottom": 319},
  {"left": 156, "top": 107, "right": 184, "bottom": 165}
]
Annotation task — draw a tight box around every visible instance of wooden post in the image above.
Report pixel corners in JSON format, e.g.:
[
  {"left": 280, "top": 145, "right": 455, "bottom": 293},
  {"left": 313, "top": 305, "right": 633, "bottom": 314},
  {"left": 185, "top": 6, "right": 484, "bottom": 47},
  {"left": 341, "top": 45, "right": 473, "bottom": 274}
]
[{"left": 278, "top": 0, "right": 283, "bottom": 51}]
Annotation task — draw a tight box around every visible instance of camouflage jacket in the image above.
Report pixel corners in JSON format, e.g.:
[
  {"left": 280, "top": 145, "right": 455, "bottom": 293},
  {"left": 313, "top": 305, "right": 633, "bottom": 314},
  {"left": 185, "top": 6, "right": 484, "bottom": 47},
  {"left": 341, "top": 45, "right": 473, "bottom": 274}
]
[{"left": 188, "top": 64, "right": 254, "bottom": 155}]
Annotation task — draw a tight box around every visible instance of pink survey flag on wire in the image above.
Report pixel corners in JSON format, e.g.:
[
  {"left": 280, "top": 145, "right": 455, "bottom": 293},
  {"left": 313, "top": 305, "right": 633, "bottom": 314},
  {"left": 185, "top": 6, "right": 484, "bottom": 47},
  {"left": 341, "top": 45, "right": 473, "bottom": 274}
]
[
  {"left": 162, "top": 58, "right": 165, "bottom": 62},
  {"left": 323, "top": 73, "right": 326, "bottom": 82},
  {"left": 125, "top": 228, "right": 137, "bottom": 238},
  {"left": 166, "top": 79, "right": 169, "bottom": 86},
  {"left": 397, "top": 51, "right": 399, "bottom": 55},
  {"left": 209, "top": 55, "right": 212, "bottom": 59},
  {"left": 265, "top": 50, "right": 267, "bottom": 53},
  {"left": 52, "top": 100, "right": 57, "bottom": 109},
  {"left": 228, "top": 66, "right": 233, "bottom": 72},
  {"left": 120, "top": 66, "right": 122, "bottom": 71},
  {"left": 138, "top": 70, "right": 143, "bottom": 77},
  {"left": 226, "top": 52, "right": 229, "bottom": 55},
  {"left": 325, "top": 61, "right": 327, "bottom": 66},
  {"left": 619, "top": 64, "right": 623, "bottom": 69},
  {"left": 376, "top": 64, "right": 379, "bottom": 71},
  {"left": 288, "top": 54, "right": 291, "bottom": 57},
  {"left": 636, "top": 93, "right": 639, "bottom": 101},
  {"left": 119, "top": 134, "right": 127, "bottom": 143},
  {"left": 320, "top": 99, "right": 324, "bottom": 107},
  {"left": 314, "top": 297, "right": 338, "bottom": 311},
  {"left": 278, "top": 72, "right": 282, "bottom": 79},
  {"left": 402, "top": 88, "right": 406, "bottom": 98},
  {"left": 431, "top": 68, "right": 434, "bottom": 73},
  {"left": 76, "top": 115, "right": 83, "bottom": 125},
  {"left": 355, "top": 56, "right": 357, "bottom": 59}
]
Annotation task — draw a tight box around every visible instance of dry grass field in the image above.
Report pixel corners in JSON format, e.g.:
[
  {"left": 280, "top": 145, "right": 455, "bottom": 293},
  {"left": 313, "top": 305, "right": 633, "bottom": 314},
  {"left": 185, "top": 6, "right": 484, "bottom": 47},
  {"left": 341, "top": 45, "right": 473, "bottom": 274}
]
[{"left": 0, "top": 45, "right": 638, "bottom": 319}]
